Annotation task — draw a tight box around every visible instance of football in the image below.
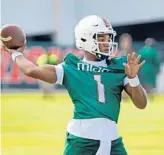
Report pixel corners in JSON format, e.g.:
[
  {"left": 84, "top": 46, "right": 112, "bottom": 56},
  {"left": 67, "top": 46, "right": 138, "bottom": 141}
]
[{"left": 0, "top": 24, "right": 26, "bottom": 49}]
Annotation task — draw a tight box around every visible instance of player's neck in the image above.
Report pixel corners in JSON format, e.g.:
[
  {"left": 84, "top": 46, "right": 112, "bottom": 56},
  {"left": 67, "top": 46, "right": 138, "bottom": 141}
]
[{"left": 84, "top": 52, "right": 97, "bottom": 61}]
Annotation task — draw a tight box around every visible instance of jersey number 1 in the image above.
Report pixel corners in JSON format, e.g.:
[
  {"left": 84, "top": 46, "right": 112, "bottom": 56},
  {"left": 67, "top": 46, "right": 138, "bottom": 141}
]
[{"left": 94, "top": 75, "right": 105, "bottom": 103}]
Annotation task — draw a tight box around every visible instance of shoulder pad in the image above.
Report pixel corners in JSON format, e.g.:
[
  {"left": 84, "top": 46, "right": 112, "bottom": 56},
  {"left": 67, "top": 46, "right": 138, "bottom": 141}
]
[
  {"left": 108, "top": 56, "right": 127, "bottom": 70},
  {"left": 64, "top": 53, "right": 81, "bottom": 65}
]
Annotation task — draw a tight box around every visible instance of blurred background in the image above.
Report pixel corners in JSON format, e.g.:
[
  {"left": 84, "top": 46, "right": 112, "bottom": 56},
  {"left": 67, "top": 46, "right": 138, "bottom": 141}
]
[{"left": 1, "top": 0, "right": 164, "bottom": 155}]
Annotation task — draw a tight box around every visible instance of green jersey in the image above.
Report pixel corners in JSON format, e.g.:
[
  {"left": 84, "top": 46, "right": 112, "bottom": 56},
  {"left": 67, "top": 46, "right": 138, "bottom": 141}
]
[{"left": 61, "top": 53, "right": 127, "bottom": 122}]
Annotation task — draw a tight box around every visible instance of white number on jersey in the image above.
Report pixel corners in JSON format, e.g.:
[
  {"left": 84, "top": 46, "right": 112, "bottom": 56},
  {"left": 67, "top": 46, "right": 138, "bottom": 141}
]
[{"left": 94, "top": 75, "right": 105, "bottom": 103}]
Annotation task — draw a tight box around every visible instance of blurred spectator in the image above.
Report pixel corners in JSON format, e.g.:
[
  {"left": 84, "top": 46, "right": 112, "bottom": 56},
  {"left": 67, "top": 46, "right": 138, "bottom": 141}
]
[
  {"left": 138, "top": 38, "right": 161, "bottom": 93},
  {"left": 118, "top": 33, "right": 135, "bottom": 56},
  {"left": 36, "top": 51, "right": 58, "bottom": 98}
]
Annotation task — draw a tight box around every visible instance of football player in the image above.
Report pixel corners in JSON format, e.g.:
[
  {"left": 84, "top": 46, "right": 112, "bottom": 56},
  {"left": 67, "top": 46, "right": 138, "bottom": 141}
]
[{"left": 4, "top": 15, "right": 147, "bottom": 155}]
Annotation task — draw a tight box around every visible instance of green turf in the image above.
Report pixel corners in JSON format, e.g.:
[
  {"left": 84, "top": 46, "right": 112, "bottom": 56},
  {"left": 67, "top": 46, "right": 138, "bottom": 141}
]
[{"left": 1, "top": 92, "right": 164, "bottom": 155}]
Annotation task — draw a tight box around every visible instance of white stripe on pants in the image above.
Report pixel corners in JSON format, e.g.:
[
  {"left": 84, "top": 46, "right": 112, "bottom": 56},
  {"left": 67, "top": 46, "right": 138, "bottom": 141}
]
[{"left": 96, "top": 141, "right": 111, "bottom": 155}]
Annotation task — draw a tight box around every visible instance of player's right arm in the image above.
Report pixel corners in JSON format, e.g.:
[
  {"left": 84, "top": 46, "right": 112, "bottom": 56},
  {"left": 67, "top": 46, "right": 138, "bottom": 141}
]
[
  {"left": 15, "top": 56, "right": 58, "bottom": 83},
  {"left": 4, "top": 47, "right": 63, "bottom": 84}
]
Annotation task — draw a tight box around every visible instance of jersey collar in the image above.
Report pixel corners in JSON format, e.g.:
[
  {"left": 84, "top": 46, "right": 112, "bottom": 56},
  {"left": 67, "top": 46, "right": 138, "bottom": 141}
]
[{"left": 83, "top": 58, "right": 107, "bottom": 67}]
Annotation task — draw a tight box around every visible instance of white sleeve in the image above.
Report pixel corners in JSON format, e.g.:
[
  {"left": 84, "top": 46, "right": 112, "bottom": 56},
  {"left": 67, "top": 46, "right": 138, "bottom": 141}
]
[
  {"left": 124, "top": 76, "right": 129, "bottom": 86},
  {"left": 54, "top": 64, "right": 64, "bottom": 85}
]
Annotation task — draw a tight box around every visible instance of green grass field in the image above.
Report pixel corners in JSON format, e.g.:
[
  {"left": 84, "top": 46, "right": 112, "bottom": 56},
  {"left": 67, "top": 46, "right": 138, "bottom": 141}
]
[{"left": 1, "top": 92, "right": 164, "bottom": 155}]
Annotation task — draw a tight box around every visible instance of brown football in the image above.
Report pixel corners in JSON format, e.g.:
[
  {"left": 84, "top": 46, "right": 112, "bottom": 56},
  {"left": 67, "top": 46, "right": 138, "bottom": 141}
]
[{"left": 0, "top": 24, "right": 26, "bottom": 49}]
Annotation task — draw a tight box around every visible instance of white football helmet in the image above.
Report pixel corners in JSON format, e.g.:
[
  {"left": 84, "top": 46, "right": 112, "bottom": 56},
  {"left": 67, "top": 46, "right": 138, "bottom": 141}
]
[{"left": 75, "top": 15, "right": 117, "bottom": 60}]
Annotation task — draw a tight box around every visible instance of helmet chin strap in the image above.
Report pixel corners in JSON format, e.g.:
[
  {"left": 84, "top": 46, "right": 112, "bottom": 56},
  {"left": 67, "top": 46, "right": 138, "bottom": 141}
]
[
  {"left": 95, "top": 46, "right": 111, "bottom": 60},
  {"left": 95, "top": 52, "right": 111, "bottom": 65},
  {"left": 86, "top": 48, "right": 110, "bottom": 60},
  {"left": 95, "top": 52, "right": 109, "bottom": 61},
  {"left": 85, "top": 50, "right": 111, "bottom": 65}
]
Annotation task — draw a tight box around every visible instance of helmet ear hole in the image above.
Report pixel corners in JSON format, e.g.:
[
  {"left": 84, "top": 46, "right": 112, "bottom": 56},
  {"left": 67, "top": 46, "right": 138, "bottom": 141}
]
[{"left": 81, "top": 38, "right": 86, "bottom": 42}]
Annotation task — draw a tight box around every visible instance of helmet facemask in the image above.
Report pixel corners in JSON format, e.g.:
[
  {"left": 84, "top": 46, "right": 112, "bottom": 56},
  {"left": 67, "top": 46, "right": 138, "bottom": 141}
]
[{"left": 92, "top": 32, "right": 118, "bottom": 60}]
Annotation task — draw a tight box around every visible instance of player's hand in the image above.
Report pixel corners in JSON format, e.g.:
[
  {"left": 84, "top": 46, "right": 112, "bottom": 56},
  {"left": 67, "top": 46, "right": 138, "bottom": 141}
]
[{"left": 123, "top": 52, "right": 145, "bottom": 78}]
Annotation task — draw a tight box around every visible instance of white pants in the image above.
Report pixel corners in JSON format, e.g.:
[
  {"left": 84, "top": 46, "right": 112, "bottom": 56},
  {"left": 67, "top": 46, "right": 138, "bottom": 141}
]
[{"left": 67, "top": 118, "right": 119, "bottom": 155}]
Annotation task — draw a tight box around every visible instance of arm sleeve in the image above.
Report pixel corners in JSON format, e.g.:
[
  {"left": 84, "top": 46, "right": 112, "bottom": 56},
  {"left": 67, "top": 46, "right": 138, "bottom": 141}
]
[{"left": 54, "top": 64, "right": 64, "bottom": 85}]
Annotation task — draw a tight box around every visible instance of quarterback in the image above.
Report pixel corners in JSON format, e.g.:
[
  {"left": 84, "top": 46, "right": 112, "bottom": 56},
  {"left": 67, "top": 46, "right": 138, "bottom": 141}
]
[{"left": 3, "top": 15, "right": 147, "bottom": 155}]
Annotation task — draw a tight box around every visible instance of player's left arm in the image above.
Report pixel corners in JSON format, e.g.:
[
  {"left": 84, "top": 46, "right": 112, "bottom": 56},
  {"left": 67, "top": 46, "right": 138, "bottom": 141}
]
[{"left": 123, "top": 52, "right": 147, "bottom": 109}]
